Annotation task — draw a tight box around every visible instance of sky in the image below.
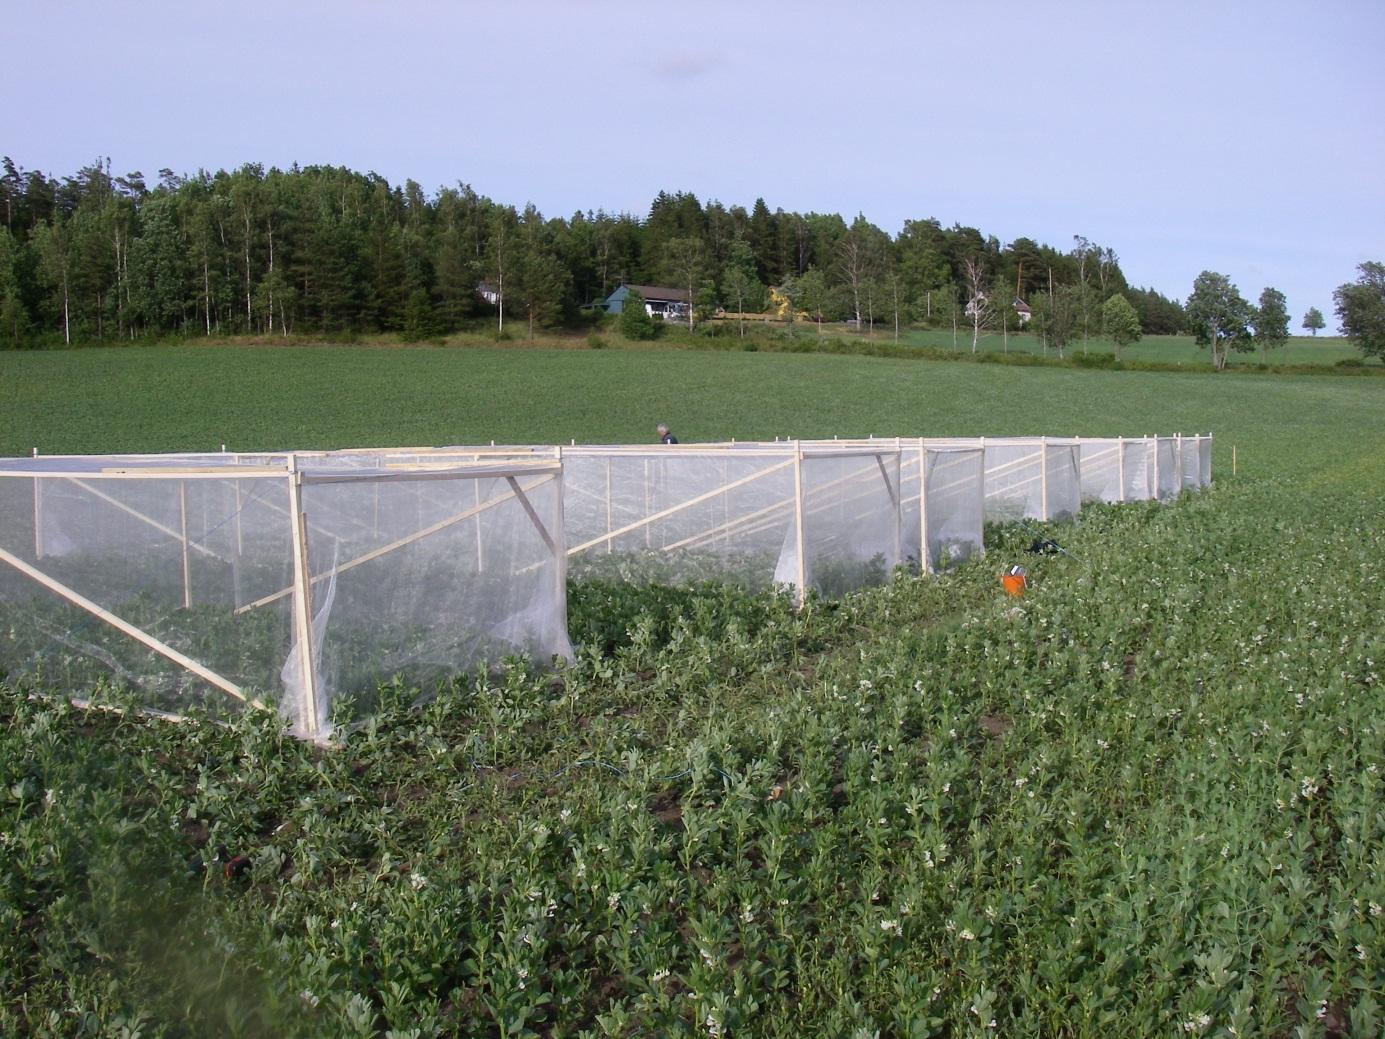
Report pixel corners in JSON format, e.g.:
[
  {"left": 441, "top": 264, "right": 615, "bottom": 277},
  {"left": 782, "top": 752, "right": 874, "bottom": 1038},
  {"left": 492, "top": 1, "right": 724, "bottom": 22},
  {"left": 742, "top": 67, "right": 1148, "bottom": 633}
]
[{"left": 4, "top": 0, "right": 1383, "bottom": 330}]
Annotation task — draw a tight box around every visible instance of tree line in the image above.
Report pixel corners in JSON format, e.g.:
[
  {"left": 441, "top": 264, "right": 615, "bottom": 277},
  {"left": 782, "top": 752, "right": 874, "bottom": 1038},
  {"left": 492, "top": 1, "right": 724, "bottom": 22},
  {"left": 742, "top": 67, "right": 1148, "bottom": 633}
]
[{"left": 0, "top": 157, "right": 1201, "bottom": 350}]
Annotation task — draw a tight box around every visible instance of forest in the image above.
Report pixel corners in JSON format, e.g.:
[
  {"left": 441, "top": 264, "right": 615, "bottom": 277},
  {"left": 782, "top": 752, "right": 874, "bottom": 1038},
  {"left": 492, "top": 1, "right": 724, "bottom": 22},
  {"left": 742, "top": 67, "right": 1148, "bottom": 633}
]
[{"left": 0, "top": 157, "right": 1187, "bottom": 348}]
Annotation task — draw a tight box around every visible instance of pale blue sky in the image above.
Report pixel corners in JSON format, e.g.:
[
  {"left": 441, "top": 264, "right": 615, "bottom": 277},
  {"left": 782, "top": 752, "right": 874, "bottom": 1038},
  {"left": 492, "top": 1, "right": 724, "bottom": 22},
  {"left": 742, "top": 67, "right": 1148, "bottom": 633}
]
[{"left": 4, "top": 0, "right": 1382, "bottom": 329}]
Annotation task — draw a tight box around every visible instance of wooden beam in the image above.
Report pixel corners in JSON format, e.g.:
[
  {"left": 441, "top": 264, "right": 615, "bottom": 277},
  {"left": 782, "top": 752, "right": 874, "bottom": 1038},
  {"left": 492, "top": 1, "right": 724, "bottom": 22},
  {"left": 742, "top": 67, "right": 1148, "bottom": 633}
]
[
  {"left": 0, "top": 544, "right": 260, "bottom": 708},
  {"left": 67, "top": 478, "right": 230, "bottom": 563},
  {"left": 235, "top": 473, "right": 555, "bottom": 615},
  {"left": 565, "top": 458, "right": 795, "bottom": 556}
]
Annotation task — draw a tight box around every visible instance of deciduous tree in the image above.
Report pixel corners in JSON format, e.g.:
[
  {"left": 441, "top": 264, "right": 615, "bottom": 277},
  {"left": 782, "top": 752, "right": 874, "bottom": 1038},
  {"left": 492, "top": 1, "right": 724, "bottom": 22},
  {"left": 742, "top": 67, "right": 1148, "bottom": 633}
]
[
  {"left": 1186, "top": 271, "right": 1253, "bottom": 370},
  {"left": 1301, "top": 306, "right": 1325, "bottom": 336},
  {"left": 720, "top": 239, "right": 761, "bottom": 337},
  {"left": 1253, "top": 287, "right": 1289, "bottom": 362},
  {"left": 1101, "top": 293, "right": 1141, "bottom": 359},
  {"left": 1333, "top": 261, "right": 1385, "bottom": 360}
]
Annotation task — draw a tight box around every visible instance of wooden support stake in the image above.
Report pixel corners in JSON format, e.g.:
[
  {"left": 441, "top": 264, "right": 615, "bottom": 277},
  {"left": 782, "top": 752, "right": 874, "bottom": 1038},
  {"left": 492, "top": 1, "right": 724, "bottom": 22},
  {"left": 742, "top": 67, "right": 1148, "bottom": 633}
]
[
  {"left": 1040, "top": 437, "right": 1049, "bottom": 521},
  {"left": 566, "top": 459, "right": 794, "bottom": 557},
  {"left": 919, "top": 441, "right": 930, "bottom": 574},
  {"left": 237, "top": 474, "right": 556, "bottom": 615},
  {"left": 605, "top": 457, "right": 613, "bottom": 554},
  {"left": 33, "top": 476, "right": 44, "bottom": 559},
  {"left": 286, "top": 463, "right": 322, "bottom": 741},
  {"left": 179, "top": 481, "right": 191, "bottom": 609},
  {"left": 69, "top": 479, "right": 229, "bottom": 562},
  {"left": 1118, "top": 436, "right": 1126, "bottom": 502},
  {"left": 792, "top": 441, "right": 807, "bottom": 607},
  {"left": 0, "top": 544, "right": 258, "bottom": 708}
]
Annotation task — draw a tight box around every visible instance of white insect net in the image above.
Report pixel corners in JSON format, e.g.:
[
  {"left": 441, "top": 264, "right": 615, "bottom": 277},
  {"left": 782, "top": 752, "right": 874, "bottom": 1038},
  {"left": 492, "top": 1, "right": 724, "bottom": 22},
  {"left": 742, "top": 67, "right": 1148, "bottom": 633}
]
[
  {"left": 0, "top": 456, "right": 571, "bottom": 740},
  {"left": 1, "top": 435, "right": 1210, "bottom": 740}
]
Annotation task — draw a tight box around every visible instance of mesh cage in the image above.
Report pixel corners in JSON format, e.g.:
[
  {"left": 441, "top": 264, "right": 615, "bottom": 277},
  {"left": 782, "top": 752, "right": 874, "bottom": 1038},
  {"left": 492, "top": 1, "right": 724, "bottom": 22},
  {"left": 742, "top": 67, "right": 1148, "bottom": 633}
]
[
  {"left": 0, "top": 464, "right": 293, "bottom": 722},
  {"left": 563, "top": 449, "right": 796, "bottom": 589},
  {"left": 797, "top": 450, "right": 901, "bottom": 596},
  {"left": 922, "top": 447, "right": 984, "bottom": 571},
  {"left": 981, "top": 441, "right": 1045, "bottom": 521},
  {"left": 1044, "top": 442, "right": 1082, "bottom": 521},
  {"left": 1079, "top": 439, "right": 1123, "bottom": 503},
  {"left": 288, "top": 465, "right": 571, "bottom": 736},
  {"left": 2, "top": 435, "right": 1211, "bottom": 740}
]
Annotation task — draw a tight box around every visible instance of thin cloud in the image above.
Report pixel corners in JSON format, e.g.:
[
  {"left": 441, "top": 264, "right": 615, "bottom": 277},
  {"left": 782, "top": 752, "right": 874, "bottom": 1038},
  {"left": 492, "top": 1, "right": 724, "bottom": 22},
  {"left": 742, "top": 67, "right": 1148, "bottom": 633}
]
[{"left": 649, "top": 51, "right": 723, "bottom": 81}]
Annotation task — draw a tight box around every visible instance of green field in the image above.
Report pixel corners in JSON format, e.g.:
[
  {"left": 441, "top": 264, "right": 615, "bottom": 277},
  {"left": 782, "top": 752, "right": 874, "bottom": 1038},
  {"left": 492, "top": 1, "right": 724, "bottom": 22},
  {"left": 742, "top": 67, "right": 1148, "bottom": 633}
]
[
  {"left": 890, "top": 329, "right": 1365, "bottom": 368},
  {"left": 2, "top": 345, "right": 1383, "bottom": 1037}
]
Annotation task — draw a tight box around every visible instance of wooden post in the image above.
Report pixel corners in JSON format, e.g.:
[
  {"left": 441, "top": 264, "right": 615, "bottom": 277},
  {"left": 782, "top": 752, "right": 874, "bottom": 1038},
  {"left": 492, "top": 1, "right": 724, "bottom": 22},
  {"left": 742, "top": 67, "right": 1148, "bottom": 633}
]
[
  {"left": 792, "top": 441, "right": 807, "bottom": 607},
  {"left": 1113, "top": 437, "right": 1124, "bottom": 507},
  {"left": 1232, "top": 444, "right": 1237, "bottom": 476},
  {"left": 286, "top": 457, "right": 322, "bottom": 741},
  {"left": 918, "top": 441, "right": 930, "bottom": 574},
  {"left": 179, "top": 481, "right": 192, "bottom": 609},
  {"left": 474, "top": 479, "right": 485, "bottom": 570},
  {"left": 552, "top": 446, "right": 567, "bottom": 611},
  {"left": 33, "top": 476, "right": 44, "bottom": 559},
  {"left": 643, "top": 458, "right": 651, "bottom": 549},
  {"left": 0, "top": 544, "right": 257, "bottom": 707},
  {"left": 1150, "top": 435, "right": 1159, "bottom": 498},
  {"left": 1039, "top": 436, "right": 1049, "bottom": 520},
  {"left": 605, "top": 457, "right": 613, "bottom": 554},
  {"left": 230, "top": 480, "right": 243, "bottom": 610},
  {"left": 890, "top": 449, "right": 901, "bottom": 572},
  {"left": 978, "top": 436, "right": 987, "bottom": 517}
]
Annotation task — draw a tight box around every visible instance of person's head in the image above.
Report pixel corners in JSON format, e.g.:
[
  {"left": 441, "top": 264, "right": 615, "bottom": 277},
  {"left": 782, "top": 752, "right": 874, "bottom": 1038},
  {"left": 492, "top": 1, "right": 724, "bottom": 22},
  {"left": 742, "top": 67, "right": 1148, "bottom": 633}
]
[{"left": 656, "top": 423, "right": 669, "bottom": 436}]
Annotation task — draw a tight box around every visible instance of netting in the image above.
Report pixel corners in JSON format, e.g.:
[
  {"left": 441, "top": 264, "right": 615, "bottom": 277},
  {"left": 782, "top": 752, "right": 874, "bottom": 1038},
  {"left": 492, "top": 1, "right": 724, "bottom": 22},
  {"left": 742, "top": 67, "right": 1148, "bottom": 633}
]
[
  {"left": 0, "top": 456, "right": 570, "bottom": 740},
  {"left": 1, "top": 434, "right": 1210, "bottom": 740}
]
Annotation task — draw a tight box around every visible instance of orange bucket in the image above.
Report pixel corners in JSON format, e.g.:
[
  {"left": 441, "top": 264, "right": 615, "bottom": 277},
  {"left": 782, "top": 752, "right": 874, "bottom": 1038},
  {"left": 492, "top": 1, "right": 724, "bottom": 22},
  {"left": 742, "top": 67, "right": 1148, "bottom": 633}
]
[{"left": 1001, "top": 573, "right": 1027, "bottom": 596}]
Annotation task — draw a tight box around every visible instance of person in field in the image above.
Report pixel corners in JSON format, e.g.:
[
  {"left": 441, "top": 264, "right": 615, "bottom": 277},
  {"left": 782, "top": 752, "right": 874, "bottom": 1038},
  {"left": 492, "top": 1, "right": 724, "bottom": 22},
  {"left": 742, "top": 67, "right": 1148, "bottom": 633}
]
[{"left": 656, "top": 423, "right": 679, "bottom": 445}]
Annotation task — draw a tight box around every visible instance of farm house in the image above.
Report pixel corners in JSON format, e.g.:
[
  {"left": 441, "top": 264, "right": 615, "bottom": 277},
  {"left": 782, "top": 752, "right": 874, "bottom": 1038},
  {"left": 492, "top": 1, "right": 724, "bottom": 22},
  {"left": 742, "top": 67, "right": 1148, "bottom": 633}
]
[{"left": 0, "top": 435, "right": 1210, "bottom": 741}]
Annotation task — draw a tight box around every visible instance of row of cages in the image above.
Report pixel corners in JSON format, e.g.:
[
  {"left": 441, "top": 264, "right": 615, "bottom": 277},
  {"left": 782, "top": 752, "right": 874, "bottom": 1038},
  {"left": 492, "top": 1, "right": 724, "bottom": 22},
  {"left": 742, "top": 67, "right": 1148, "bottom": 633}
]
[{"left": 0, "top": 434, "right": 1210, "bottom": 741}]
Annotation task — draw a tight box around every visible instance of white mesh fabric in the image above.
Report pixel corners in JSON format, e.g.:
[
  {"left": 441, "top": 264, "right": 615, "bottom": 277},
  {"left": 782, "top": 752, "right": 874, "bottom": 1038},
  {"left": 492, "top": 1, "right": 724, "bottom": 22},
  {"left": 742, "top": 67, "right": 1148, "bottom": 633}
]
[
  {"left": 563, "top": 450, "right": 797, "bottom": 589},
  {"left": 295, "top": 466, "right": 571, "bottom": 734},
  {"left": 798, "top": 451, "right": 901, "bottom": 595},
  {"left": 1079, "top": 439, "right": 1123, "bottom": 502},
  {"left": 982, "top": 442, "right": 1045, "bottom": 521},
  {"left": 1044, "top": 443, "right": 1082, "bottom": 521},
  {"left": 923, "top": 447, "right": 984, "bottom": 571},
  {"left": 0, "top": 468, "right": 294, "bottom": 720}
]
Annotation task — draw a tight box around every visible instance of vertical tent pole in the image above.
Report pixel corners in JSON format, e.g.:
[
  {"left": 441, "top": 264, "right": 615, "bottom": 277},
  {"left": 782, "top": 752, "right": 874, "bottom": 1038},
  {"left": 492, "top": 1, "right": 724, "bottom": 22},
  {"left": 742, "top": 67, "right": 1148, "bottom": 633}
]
[
  {"left": 286, "top": 455, "right": 322, "bottom": 742},
  {"left": 891, "top": 447, "right": 902, "bottom": 572},
  {"left": 979, "top": 436, "right": 987, "bottom": 518},
  {"left": 1117, "top": 436, "right": 1126, "bottom": 502},
  {"left": 1040, "top": 436, "right": 1049, "bottom": 521},
  {"left": 792, "top": 441, "right": 807, "bottom": 608},
  {"left": 179, "top": 481, "right": 192, "bottom": 609},
  {"left": 474, "top": 479, "right": 485, "bottom": 570},
  {"left": 643, "top": 458, "right": 651, "bottom": 549},
  {"left": 1176, "top": 432, "right": 1183, "bottom": 487},
  {"left": 33, "top": 477, "right": 44, "bottom": 559},
  {"left": 605, "top": 457, "right": 613, "bottom": 554},
  {"left": 554, "top": 446, "right": 567, "bottom": 609},
  {"left": 918, "top": 440, "right": 930, "bottom": 574},
  {"left": 230, "top": 480, "right": 243, "bottom": 610}
]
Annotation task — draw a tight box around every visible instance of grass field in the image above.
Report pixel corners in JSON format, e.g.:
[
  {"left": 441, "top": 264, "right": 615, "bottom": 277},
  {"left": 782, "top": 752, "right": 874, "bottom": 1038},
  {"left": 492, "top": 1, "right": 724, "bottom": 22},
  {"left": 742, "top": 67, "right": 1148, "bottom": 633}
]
[
  {"left": 0, "top": 343, "right": 1379, "bottom": 469},
  {"left": 2, "top": 345, "right": 1383, "bottom": 1037}
]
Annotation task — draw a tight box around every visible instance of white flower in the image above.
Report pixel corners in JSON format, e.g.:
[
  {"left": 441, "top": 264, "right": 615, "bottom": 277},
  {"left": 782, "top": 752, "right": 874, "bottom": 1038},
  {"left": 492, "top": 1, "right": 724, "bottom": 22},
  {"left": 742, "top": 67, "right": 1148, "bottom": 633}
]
[
  {"left": 410, "top": 872, "right": 428, "bottom": 890},
  {"left": 607, "top": 892, "right": 621, "bottom": 911},
  {"left": 651, "top": 967, "right": 670, "bottom": 983},
  {"left": 958, "top": 928, "right": 976, "bottom": 941},
  {"left": 559, "top": 808, "right": 572, "bottom": 821},
  {"left": 880, "top": 919, "right": 901, "bottom": 935},
  {"left": 299, "top": 989, "right": 320, "bottom": 1007},
  {"left": 740, "top": 905, "right": 755, "bottom": 924}
]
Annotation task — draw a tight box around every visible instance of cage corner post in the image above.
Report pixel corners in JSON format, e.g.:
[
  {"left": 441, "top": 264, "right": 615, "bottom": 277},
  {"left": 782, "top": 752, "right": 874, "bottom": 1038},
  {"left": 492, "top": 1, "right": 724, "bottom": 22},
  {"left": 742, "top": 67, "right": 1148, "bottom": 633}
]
[
  {"left": 1039, "top": 435, "right": 1049, "bottom": 521},
  {"left": 918, "top": 441, "right": 931, "bottom": 575},
  {"left": 286, "top": 455, "right": 323, "bottom": 742},
  {"left": 792, "top": 440, "right": 807, "bottom": 609}
]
